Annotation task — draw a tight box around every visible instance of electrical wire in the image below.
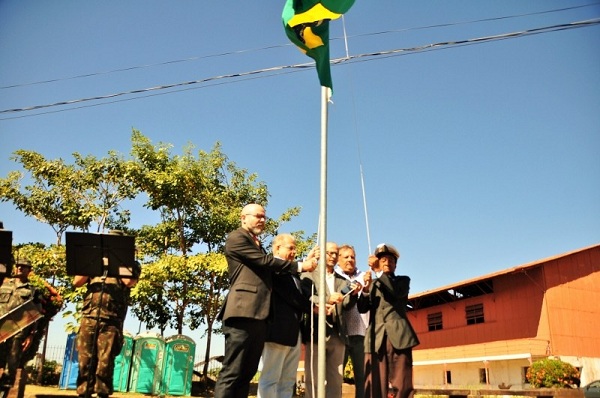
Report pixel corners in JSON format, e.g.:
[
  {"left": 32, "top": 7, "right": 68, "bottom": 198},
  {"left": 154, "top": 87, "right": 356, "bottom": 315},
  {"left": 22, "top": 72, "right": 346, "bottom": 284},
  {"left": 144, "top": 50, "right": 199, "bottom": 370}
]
[
  {"left": 1, "top": 18, "right": 598, "bottom": 119},
  {"left": 1, "top": 2, "right": 596, "bottom": 91}
]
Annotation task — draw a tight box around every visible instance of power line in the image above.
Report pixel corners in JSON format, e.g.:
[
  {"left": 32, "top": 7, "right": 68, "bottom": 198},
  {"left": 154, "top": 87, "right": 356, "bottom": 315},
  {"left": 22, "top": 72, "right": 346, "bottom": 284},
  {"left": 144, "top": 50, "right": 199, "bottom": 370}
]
[
  {"left": 1, "top": 18, "right": 598, "bottom": 120},
  {"left": 1, "top": 2, "right": 597, "bottom": 91}
]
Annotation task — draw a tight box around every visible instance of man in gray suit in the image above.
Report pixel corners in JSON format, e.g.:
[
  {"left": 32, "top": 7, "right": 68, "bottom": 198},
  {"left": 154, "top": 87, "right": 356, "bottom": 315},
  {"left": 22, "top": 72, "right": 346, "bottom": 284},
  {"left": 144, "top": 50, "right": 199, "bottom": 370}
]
[
  {"left": 301, "top": 242, "right": 356, "bottom": 398},
  {"left": 214, "top": 204, "right": 318, "bottom": 398},
  {"left": 357, "top": 243, "right": 420, "bottom": 398}
]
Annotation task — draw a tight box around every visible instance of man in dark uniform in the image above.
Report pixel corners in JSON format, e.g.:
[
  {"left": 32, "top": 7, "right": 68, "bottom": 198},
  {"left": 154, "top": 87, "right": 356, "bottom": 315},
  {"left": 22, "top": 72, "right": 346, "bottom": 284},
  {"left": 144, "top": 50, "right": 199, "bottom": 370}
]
[{"left": 74, "top": 246, "right": 138, "bottom": 398}]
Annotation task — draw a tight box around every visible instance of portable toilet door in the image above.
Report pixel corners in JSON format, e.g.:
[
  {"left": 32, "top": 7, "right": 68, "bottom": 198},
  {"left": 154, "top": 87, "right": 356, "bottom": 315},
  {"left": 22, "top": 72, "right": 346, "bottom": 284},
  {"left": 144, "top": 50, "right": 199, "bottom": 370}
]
[
  {"left": 162, "top": 335, "right": 196, "bottom": 396},
  {"left": 128, "top": 332, "right": 165, "bottom": 394},
  {"left": 112, "top": 331, "right": 134, "bottom": 392},
  {"left": 59, "top": 333, "right": 78, "bottom": 389}
]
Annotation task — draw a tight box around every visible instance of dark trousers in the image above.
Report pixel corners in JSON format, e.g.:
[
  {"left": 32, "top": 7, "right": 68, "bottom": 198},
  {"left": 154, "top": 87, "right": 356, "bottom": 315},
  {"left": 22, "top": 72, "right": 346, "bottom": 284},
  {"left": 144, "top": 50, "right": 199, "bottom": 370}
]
[
  {"left": 0, "top": 324, "right": 35, "bottom": 382},
  {"left": 345, "top": 335, "right": 366, "bottom": 398},
  {"left": 214, "top": 317, "right": 267, "bottom": 398},
  {"left": 364, "top": 335, "right": 414, "bottom": 398}
]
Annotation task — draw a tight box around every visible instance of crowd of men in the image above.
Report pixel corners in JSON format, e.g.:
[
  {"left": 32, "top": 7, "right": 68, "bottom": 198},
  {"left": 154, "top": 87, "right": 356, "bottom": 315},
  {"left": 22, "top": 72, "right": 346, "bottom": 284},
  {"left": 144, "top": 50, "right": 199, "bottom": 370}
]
[
  {"left": 216, "top": 203, "right": 420, "bottom": 398},
  {"left": 0, "top": 203, "right": 417, "bottom": 398}
]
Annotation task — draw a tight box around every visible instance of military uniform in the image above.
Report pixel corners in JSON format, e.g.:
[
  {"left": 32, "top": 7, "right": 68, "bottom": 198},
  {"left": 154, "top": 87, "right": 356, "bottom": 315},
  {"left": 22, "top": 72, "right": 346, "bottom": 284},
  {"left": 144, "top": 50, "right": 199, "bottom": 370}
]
[
  {"left": 0, "top": 269, "right": 39, "bottom": 383},
  {"left": 76, "top": 276, "right": 130, "bottom": 398}
]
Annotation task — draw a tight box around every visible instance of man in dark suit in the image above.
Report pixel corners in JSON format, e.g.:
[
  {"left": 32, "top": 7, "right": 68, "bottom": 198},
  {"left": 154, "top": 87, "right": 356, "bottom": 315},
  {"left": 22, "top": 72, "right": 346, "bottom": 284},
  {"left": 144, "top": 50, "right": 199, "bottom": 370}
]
[
  {"left": 357, "top": 243, "right": 420, "bottom": 398},
  {"left": 258, "top": 233, "right": 312, "bottom": 398},
  {"left": 214, "top": 204, "right": 318, "bottom": 398}
]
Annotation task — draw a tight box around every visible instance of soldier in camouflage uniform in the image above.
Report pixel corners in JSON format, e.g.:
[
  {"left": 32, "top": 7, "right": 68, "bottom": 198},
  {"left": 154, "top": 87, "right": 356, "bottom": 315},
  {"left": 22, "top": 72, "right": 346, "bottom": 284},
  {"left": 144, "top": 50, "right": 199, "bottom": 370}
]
[
  {"left": 0, "top": 259, "right": 40, "bottom": 385},
  {"left": 74, "top": 270, "right": 137, "bottom": 398}
]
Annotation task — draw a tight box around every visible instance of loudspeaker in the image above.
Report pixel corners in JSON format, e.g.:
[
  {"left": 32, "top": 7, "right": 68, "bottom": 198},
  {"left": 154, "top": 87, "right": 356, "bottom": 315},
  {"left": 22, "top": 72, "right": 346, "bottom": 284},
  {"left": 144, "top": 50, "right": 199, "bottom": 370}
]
[{"left": 0, "top": 230, "right": 12, "bottom": 276}]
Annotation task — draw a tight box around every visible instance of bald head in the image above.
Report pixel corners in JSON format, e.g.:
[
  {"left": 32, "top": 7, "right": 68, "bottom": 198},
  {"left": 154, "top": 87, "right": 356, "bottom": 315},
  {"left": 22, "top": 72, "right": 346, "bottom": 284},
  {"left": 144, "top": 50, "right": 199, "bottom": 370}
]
[{"left": 241, "top": 203, "right": 267, "bottom": 236}]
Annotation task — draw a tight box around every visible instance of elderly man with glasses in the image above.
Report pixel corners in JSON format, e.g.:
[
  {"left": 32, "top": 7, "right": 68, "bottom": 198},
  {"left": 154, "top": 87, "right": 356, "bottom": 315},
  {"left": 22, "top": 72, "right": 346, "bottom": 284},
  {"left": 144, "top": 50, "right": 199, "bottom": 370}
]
[{"left": 258, "top": 233, "right": 312, "bottom": 398}]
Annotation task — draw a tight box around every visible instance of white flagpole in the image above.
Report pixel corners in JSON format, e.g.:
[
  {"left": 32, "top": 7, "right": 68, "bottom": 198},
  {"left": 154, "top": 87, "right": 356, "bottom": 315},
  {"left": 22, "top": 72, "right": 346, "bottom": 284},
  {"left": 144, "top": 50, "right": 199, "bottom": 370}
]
[{"left": 317, "top": 85, "right": 329, "bottom": 398}]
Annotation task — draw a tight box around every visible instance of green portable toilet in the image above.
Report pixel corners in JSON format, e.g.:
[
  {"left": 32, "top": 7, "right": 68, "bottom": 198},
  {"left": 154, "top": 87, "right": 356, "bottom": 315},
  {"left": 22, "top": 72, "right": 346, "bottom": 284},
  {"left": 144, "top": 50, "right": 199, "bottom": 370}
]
[
  {"left": 113, "top": 330, "right": 134, "bottom": 392},
  {"left": 128, "top": 332, "right": 165, "bottom": 394},
  {"left": 162, "top": 335, "right": 196, "bottom": 396}
]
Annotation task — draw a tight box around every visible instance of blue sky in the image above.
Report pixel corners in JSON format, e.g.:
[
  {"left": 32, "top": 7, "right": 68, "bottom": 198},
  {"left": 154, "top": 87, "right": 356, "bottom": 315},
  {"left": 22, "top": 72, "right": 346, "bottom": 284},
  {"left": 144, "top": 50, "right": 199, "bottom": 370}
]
[{"left": 1, "top": 1, "right": 599, "bottom": 352}]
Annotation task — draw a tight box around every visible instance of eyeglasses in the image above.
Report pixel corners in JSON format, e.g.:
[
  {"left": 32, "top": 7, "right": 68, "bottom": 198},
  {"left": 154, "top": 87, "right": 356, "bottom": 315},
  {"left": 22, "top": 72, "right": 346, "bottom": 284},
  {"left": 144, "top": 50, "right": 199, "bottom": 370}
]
[
  {"left": 244, "top": 213, "right": 267, "bottom": 220},
  {"left": 279, "top": 245, "right": 296, "bottom": 251},
  {"left": 326, "top": 251, "right": 338, "bottom": 257}
]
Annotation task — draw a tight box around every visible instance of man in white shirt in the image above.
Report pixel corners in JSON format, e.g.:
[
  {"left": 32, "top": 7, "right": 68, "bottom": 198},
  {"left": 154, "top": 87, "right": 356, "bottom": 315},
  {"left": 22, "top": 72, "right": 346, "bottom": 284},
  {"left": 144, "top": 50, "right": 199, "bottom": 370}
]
[{"left": 336, "top": 245, "right": 368, "bottom": 398}]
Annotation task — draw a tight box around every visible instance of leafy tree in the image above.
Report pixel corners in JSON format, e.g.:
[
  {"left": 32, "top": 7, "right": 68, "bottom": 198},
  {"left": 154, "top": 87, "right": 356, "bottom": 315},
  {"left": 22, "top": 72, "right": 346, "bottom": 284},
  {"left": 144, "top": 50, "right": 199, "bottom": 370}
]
[
  {"left": 129, "top": 130, "right": 268, "bottom": 375},
  {"left": 69, "top": 151, "right": 138, "bottom": 232},
  {"left": 0, "top": 151, "right": 88, "bottom": 245},
  {"left": 0, "top": 148, "right": 139, "bottom": 381},
  {"left": 0, "top": 150, "right": 138, "bottom": 243},
  {"left": 526, "top": 358, "right": 580, "bottom": 388},
  {"left": 128, "top": 130, "right": 314, "bottom": 377}
]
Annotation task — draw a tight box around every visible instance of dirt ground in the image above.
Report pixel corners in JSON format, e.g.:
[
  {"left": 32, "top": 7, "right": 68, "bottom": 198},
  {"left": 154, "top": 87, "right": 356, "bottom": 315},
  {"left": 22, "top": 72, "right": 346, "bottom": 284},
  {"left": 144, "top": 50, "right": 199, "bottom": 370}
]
[{"left": 18, "top": 383, "right": 356, "bottom": 398}]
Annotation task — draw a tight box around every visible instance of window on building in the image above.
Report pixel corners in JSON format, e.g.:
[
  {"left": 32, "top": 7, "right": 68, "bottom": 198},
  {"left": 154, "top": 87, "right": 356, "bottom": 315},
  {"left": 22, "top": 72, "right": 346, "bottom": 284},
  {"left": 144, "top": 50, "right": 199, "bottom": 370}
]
[
  {"left": 466, "top": 303, "right": 485, "bottom": 324},
  {"left": 479, "top": 368, "right": 488, "bottom": 384},
  {"left": 445, "top": 370, "right": 452, "bottom": 385},
  {"left": 427, "top": 312, "right": 443, "bottom": 331}
]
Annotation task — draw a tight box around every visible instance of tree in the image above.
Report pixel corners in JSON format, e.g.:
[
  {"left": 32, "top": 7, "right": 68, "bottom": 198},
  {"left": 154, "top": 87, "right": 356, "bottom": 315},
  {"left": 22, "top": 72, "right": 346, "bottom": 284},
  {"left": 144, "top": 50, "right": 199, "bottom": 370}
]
[
  {"left": 128, "top": 130, "right": 312, "bottom": 377},
  {"left": 0, "top": 151, "right": 88, "bottom": 245},
  {"left": 526, "top": 358, "right": 580, "bottom": 388},
  {"left": 0, "top": 150, "right": 138, "bottom": 243},
  {"left": 129, "top": 130, "right": 267, "bottom": 376},
  {"left": 0, "top": 148, "right": 138, "bottom": 380}
]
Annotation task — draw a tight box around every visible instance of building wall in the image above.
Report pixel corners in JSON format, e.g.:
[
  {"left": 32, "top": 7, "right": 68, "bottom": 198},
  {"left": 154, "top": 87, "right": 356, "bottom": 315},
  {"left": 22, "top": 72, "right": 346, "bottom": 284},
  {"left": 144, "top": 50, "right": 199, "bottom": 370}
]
[
  {"left": 412, "top": 247, "right": 600, "bottom": 354},
  {"left": 414, "top": 359, "right": 531, "bottom": 388},
  {"left": 542, "top": 248, "right": 600, "bottom": 357},
  {"left": 411, "top": 267, "right": 546, "bottom": 352},
  {"left": 411, "top": 245, "right": 600, "bottom": 386}
]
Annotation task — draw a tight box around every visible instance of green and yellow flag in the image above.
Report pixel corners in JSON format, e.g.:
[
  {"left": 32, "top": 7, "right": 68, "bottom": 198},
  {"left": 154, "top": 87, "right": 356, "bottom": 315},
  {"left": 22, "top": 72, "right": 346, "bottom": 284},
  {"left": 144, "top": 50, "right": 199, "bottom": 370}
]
[{"left": 283, "top": 0, "right": 355, "bottom": 89}]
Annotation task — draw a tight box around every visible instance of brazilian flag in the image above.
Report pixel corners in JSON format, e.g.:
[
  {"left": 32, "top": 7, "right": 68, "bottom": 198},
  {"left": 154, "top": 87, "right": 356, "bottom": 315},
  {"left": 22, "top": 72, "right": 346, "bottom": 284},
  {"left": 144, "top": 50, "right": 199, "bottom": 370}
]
[{"left": 283, "top": 0, "right": 356, "bottom": 89}]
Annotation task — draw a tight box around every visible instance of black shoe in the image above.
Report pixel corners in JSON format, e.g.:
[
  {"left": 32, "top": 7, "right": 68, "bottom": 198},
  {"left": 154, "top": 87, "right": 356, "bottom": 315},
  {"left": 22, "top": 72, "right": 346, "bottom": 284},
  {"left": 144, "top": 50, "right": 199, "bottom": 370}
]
[{"left": 0, "top": 373, "right": 14, "bottom": 386}]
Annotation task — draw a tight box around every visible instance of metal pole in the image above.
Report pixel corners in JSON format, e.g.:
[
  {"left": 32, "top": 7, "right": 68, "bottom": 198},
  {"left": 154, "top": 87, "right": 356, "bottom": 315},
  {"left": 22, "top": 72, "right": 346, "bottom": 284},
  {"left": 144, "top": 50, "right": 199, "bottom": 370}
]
[
  {"left": 317, "top": 85, "right": 329, "bottom": 398},
  {"left": 37, "top": 274, "right": 56, "bottom": 384}
]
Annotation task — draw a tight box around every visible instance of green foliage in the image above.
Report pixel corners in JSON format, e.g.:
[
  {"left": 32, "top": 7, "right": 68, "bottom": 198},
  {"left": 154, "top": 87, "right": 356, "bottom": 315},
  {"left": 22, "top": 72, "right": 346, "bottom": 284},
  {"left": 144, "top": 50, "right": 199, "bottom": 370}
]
[
  {"left": 11, "top": 243, "right": 74, "bottom": 321},
  {"left": 2, "top": 129, "right": 311, "bottom": 379},
  {"left": 526, "top": 358, "right": 580, "bottom": 388},
  {"left": 25, "top": 360, "right": 61, "bottom": 386},
  {"left": 129, "top": 130, "right": 269, "bottom": 256},
  {"left": 0, "top": 149, "right": 138, "bottom": 244}
]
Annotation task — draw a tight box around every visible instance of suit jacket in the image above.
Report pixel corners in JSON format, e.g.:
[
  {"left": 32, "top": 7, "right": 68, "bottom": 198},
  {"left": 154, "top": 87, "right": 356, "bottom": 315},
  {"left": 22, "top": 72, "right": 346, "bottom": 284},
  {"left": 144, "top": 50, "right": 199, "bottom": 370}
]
[
  {"left": 300, "top": 267, "right": 355, "bottom": 343},
  {"left": 266, "top": 272, "right": 311, "bottom": 346},
  {"left": 220, "top": 227, "right": 300, "bottom": 321},
  {"left": 357, "top": 273, "right": 419, "bottom": 353}
]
